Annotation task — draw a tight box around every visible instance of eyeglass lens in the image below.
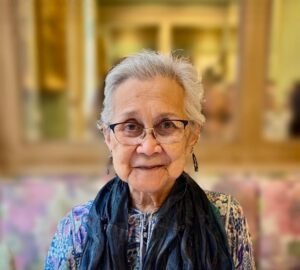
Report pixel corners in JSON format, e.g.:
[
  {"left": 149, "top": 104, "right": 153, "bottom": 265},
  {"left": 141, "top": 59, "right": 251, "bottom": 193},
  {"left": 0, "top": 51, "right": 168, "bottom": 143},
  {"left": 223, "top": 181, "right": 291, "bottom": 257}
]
[{"left": 112, "top": 120, "right": 187, "bottom": 145}]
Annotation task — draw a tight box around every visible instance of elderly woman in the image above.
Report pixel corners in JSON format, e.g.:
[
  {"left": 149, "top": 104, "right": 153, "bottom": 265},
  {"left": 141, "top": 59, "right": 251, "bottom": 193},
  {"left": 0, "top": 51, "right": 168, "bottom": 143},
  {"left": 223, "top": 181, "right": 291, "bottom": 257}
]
[{"left": 45, "top": 51, "right": 255, "bottom": 269}]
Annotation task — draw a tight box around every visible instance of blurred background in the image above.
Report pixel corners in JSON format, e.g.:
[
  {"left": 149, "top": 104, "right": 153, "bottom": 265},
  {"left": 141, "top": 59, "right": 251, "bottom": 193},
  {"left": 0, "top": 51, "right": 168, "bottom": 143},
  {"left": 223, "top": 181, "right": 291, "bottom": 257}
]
[{"left": 0, "top": 0, "right": 300, "bottom": 269}]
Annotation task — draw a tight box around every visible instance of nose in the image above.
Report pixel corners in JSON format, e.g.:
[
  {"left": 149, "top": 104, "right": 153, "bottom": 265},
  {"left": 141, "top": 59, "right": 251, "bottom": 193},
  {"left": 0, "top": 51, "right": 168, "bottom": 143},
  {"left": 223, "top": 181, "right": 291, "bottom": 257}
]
[{"left": 136, "top": 131, "right": 162, "bottom": 156}]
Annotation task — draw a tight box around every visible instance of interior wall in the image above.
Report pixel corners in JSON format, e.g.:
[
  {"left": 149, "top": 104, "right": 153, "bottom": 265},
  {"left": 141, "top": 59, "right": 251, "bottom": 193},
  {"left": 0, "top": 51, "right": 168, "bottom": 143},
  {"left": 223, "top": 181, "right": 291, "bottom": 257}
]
[{"left": 270, "top": 0, "right": 300, "bottom": 99}]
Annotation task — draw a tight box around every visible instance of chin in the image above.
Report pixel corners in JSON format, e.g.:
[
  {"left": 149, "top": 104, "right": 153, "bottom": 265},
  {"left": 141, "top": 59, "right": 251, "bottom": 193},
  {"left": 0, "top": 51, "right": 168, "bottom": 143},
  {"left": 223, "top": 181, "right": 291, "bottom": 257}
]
[{"left": 128, "top": 169, "right": 174, "bottom": 194}]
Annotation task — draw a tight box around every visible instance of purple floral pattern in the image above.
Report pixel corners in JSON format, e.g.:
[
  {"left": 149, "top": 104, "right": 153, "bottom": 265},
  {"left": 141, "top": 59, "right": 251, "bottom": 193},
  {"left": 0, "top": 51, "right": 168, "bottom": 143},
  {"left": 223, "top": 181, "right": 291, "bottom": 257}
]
[
  {"left": 1, "top": 173, "right": 300, "bottom": 269},
  {"left": 44, "top": 190, "right": 255, "bottom": 269},
  {"left": 260, "top": 178, "right": 300, "bottom": 270},
  {"left": 0, "top": 175, "right": 110, "bottom": 270}
]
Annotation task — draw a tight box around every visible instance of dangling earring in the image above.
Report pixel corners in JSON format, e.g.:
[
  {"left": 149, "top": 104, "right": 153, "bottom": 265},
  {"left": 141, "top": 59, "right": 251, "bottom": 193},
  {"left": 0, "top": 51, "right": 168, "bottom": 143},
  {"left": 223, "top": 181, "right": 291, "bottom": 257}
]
[
  {"left": 192, "top": 150, "right": 198, "bottom": 172},
  {"left": 106, "top": 155, "right": 113, "bottom": 175}
]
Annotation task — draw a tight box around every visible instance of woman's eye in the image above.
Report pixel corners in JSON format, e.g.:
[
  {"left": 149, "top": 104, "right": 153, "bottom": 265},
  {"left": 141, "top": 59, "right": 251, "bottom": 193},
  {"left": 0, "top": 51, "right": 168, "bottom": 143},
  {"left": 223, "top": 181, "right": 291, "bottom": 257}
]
[
  {"left": 160, "top": 121, "right": 176, "bottom": 129},
  {"left": 123, "top": 123, "right": 140, "bottom": 131}
]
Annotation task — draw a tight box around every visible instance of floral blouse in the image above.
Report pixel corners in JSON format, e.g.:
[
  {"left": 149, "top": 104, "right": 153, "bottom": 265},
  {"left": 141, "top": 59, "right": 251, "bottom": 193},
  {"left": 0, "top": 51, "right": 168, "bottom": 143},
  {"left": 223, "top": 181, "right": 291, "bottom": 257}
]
[{"left": 45, "top": 191, "right": 255, "bottom": 269}]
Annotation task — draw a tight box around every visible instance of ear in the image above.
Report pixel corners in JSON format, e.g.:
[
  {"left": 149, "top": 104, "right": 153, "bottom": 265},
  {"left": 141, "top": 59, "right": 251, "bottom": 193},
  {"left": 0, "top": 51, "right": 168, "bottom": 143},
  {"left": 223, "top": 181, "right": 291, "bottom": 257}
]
[
  {"left": 103, "top": 127, "right": 113, "bottom": 152},
  {"left": 187, "top": 123, "right": 201, "bottom": 147}
]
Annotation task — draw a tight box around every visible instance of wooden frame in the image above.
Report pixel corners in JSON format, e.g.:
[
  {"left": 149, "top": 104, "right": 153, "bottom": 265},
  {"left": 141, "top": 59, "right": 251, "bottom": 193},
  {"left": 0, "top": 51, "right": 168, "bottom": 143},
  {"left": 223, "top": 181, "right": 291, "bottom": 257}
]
[{"left": 1, "top": 0, "right": 300, "bottom": 175}]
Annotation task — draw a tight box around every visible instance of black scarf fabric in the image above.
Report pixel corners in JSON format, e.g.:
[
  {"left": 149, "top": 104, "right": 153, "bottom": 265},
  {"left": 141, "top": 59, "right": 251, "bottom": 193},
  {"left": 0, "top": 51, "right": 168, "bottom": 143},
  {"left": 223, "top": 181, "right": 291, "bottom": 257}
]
[{"left": 80, "top": 172, "right": 234, "bottom": 269}]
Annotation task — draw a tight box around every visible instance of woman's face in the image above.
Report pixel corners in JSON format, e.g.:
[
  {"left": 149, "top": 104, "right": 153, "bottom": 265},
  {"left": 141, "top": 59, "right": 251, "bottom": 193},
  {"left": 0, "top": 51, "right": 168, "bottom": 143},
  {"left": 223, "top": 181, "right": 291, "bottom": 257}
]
[{"left": 103, "top": 76, "right": 199, "bottom": 195}]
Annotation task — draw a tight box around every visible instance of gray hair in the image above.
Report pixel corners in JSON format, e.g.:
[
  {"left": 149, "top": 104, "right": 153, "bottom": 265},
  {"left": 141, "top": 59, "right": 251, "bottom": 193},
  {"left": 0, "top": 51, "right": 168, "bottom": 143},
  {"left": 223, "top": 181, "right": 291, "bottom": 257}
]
[{"left": 100, "top": 50, "right": 205, "bottom": 126}]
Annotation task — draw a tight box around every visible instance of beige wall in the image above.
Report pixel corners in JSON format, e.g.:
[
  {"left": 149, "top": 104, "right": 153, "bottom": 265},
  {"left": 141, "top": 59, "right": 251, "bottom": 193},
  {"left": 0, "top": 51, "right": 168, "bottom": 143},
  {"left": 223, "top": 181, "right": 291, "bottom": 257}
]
[{"left": 269, "top": 0, "right": 300, "bottom": 99}]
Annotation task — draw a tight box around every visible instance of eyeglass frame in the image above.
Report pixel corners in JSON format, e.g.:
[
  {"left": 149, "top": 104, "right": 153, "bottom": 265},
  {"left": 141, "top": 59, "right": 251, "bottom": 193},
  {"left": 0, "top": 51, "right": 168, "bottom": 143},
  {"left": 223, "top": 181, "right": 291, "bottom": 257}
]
[{"left": 107, "top": 119, "right": 190, "bottom": 145}]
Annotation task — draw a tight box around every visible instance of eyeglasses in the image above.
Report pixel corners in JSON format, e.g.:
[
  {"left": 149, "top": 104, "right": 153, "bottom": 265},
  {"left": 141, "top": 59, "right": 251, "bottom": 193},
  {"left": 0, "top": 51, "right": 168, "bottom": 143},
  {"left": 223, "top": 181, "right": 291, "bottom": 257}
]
[{"left": 108, "top": 119, "right": 189, "bottom": 145}]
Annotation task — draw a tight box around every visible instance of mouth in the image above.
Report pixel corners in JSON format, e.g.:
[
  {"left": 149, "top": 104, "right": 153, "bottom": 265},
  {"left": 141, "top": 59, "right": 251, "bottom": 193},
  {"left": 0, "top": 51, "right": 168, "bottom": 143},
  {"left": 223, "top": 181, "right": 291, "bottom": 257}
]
[{"left": 134, "top": 165, "right": 164, "bottom": 170}]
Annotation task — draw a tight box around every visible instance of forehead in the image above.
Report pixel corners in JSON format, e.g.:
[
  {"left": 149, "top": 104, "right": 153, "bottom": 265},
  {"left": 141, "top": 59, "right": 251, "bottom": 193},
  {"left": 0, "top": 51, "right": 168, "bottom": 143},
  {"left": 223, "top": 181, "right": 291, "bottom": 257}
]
[{"left": 110, "top": 76, "right": 186, "bottom": 122}]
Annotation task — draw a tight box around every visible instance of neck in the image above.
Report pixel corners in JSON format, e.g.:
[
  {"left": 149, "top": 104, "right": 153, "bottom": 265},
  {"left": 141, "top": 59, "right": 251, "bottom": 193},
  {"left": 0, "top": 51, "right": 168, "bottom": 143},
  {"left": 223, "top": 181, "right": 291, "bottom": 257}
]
[{"left": 129, "top": 188, "right": 171, "bottom": 213}]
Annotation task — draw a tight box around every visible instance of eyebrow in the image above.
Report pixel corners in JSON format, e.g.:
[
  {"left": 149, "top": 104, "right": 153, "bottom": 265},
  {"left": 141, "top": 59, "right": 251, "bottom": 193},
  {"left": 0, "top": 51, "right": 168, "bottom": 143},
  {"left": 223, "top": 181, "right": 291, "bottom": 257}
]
[
  {"left": 156, "top": 112, "right": 182, "bottom": 120},
  {"left": 117, "top": 111, "right": 182, "bottom": 121}
]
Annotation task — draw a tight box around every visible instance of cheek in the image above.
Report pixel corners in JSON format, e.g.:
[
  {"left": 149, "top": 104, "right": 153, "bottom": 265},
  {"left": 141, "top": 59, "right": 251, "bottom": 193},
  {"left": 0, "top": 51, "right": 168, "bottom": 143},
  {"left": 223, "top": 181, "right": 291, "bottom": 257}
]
[
  {"left": 111, "top": 145, "right": 135, "bottom": 181},
  {"left": 166, "top": 143, "right": 190, "bottom": 178}
]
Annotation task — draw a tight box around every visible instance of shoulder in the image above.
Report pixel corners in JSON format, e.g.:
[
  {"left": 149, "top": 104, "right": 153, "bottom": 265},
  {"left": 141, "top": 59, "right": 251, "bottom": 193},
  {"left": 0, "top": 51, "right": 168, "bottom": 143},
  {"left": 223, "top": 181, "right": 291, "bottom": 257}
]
[
  {"left": 205, "top": 190, "right": 234, "bottom": 228},
  {"left": 70, "top": 201, "right": 93, "bottom": 228},
  {"left": 45, "top": 201, "right": 93, "bottom": 270},
  {"left": 65, "top": 201, "right": 94, "bottom": 252},
  {"left": 204, "top": 190, "right": 246, "bottom": 226},
  {"left": 205, "top": 190, "right": 256, "bottom": 270},
  {"left": 205, "top": 190, "right": 231, "bottom": 219}
]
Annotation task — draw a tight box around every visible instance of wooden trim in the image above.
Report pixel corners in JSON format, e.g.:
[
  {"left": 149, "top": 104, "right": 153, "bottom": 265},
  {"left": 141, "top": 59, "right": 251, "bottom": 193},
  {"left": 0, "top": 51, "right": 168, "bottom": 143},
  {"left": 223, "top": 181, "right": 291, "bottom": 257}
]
[
  {"left": 99, "top": 5, "right": 230, "bottom": 27},
  {"left": 195, "top": 141, "right": 300, "bottom": 165},
  {"left": 238, "top": 0, "right": 271, "bottom": 143},
  {"left": 0, "top": 0, "right": 23, "bottom": 173}
]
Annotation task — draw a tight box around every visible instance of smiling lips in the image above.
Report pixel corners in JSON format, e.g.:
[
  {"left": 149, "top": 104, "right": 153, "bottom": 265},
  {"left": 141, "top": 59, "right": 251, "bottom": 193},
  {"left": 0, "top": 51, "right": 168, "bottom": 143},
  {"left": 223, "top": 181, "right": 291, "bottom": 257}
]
[{"left": 134, "top": 165, "right": 164, "bottom": 170}]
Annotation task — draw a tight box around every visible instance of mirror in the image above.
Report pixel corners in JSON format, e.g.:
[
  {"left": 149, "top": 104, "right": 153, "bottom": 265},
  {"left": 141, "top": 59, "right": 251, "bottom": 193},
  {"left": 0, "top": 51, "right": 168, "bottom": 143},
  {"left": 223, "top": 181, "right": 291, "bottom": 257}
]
[
  {"left": 172, "top": 22, "right": 239, "bottom": 141},
  {"left": 18, "top": 0, "right": 240, "bottom": 143},
  {"left": 263, "top": 0, "right": 300, "bottom": 141}
]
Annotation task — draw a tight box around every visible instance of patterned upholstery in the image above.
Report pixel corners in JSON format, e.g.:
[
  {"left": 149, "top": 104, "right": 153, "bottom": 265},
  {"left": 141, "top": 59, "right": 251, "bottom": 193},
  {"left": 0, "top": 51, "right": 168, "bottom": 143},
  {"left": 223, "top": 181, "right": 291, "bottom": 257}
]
[{"left": 0, "top": 173, "right": 299, "bottom": 270}]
